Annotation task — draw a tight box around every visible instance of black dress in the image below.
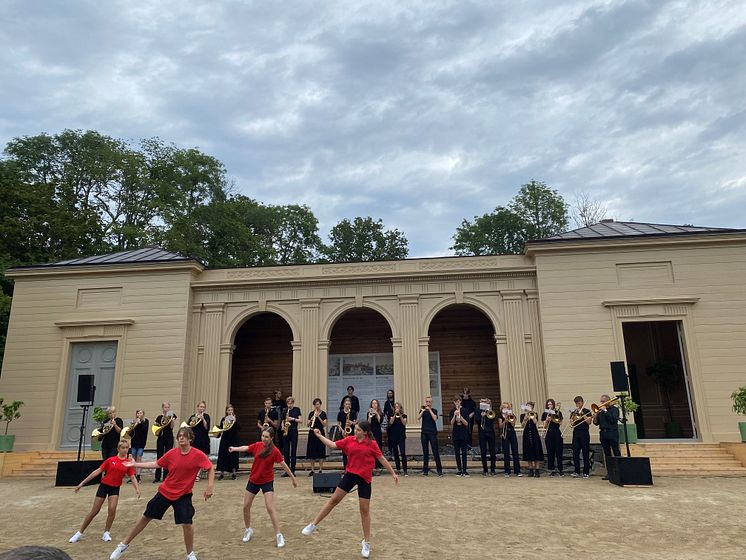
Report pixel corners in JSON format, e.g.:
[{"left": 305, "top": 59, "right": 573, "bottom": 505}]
[
  {"left": 369, "top": 412, "right": 383, "bottom": 468},
  {"left": 190, "top": 413, "right": 211, "bottom": 456},
  {"left": 306, "top": 411, "right": 327, "bottom": 460},
  {"left": 521, "top": 413, "right": 544, "bottom": 461},
  {"left": 216, "top": 416, "right": 240, "bottom": 472}
]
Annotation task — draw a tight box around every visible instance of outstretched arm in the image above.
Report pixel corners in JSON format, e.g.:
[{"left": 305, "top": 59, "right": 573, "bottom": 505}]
[
  {"left": 74, "top": 467, "right": 103, "bottom": 492},
  {"left": 125, "top": 459, "right": 159, "bottom": 469},
  {"left": 312, "top": 428, "right": 338, "bottom": 449},
  {"left": 229, "top": 445, "right": 249, "bottom": 453}
]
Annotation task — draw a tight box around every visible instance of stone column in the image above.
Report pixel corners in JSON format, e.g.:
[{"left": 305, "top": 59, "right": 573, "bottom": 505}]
[
  {"left": 397, "top": 295, "right": 421, "bottom": 424},
  {"left": 317, "top": 340, "right": 330, "bottom": 417},
  {"left": 495, "top": 334, "right": 510, "bottom": 406},
  {"left": 198, "top": 303, "right": 224, "bottom": 412},
  {"left": 218, "top": 343, "right": 234, "bottom": 404},
  {"left": 502, "top": 290, "right": 530, "bottom": 408},
  {"left": 297, "top": 299, "right": 321, "bottom": 415},
  {"left": 525, "top": 291, "right": 547, "bottom": 402}
]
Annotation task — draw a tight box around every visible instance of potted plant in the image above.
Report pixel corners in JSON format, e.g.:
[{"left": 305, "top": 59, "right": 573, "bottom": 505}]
[
  {"left": 91, "top": 406, "right": 108, "bottom": 452},
  {"left": 0, "top": 398, "right": 24, "bottom": 452},
  {"left": 646, "top": 361, "right": 682, "bottom": 438},
  {"left": 618, "top": 395, "right": 640, "bottom": 444},
  {"left": 730, "top": 386, "right": 746, "bottom": 442}
]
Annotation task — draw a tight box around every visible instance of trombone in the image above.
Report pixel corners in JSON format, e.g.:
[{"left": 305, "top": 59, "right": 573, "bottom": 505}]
[
  {"left": 591, "top": 396, "right": 620, "bottom": 414},
  {"left": 561, "top": 408, "right": 591, "bottom": 438},
  {"left": 501, "top": 412, "right": 516, "bottom": 439}
]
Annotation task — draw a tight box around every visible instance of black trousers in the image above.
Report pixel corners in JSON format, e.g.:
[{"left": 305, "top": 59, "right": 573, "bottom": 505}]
[
  {"left": 454, "top": 439, "right": 468, "bottom": 474},
  {"left": 572, "top": 433, "right": 591, "bottom": 475},
  {"left": 420, "top": 432, "right": 442, "bottom": 474},
  {"left": 600, "top": 433, "right": 621, "bottom": 466},
  {"left": 502, "top": 435, "right": 520, "bottom": 474},
  {"left": 391, "top": 439, "right": 407, "bottom": 472},
  {"left": 479, "top": 431, "right": 497, "bottom": 473},
  {"left": 282, "top": 430, "right": 298, "bottom": 473},
  {"left": 154, "top": 434, "right": 174, "bottom": 481},
  {"left": 545, "top": 431, "right": 564, "bottom": 472}
]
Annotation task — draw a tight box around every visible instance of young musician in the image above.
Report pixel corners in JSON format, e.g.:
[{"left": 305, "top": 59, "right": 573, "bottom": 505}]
[
  {"left": 128, "top": 410, "right": 149, "bottom": 482},
  {"left": 216, "top": 404, "right": 240, "bottom": 480},
  {"left": 383, "top": 389, "right": 395, "bottom": 456},
  {"left": 229, "top": 428, "right": 297, "bottom": 548},
  {"left": 337, "top": 398, "right": 358, "bottom": 469},
  {"left": 306, "top": 398, "right": 328, "bottom": 476},
  {"left": 418, "top": 396, "right": 443, "bottom": 476},
  {"left": 272, "top": 390, "right": 286, "bottom": 450},
  {"left": 153, "top": 402, "right": 176, "bottom": 483},
  {"left": 69, "top": 440, "right": 140, "bottom": 544},
  {"left": 520, "top": 402, "right": 544, "bottom": 477},
  {"left": 477, "top": 398, "right": 497, "bottom": 476},
  {"left": 301, "top": 421, "right": 399, "bottom": 559},
  {"left": 387, "top": 402, "right": 408, "bottom": 475},
  {"left": 571, "top": 396, "right": 592, "bottom": 478},
  {"left": 188, "top": 402, "right": 211, "bottom": 481},
  {"left": 101, "top": 407, "right": 124, "bottom": 460},
  {"left": 257, "top": 397, "right": 279, "bottom": 435},
  {"left": 109, "top": 427, "right": 215, "bottom": 560},
  {"left": 281, "top": 396, "right": 302, "bottom": 475},
  {"left": 450, "top": 396, "right": 470, "bottom": 477},
  {"left": 499, "top": 402, "right": 521, "bottom": 477},
  {"left": 367, "top": 399, "right": 384, "bottom": 471},
  {"left": 542, "top": 399, "right": 564, "bottom": 476},
  {"left": 460, "top": 387, "right": 477, "bottom": 449},
  {"left": 271, "top": 390, "right": 285, "bottom": 411},
  {"left": 339, "top": 385, "right": 361, "bottom": 413},
  {"left": 594, "top": 394, "right": 621, "bottom": 480}
]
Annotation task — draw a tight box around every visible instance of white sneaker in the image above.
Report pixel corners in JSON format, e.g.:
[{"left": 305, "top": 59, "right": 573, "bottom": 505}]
[
  {"left": 242, "top": 527, "right": 253, "bottom": 542},
  {"left": 110, "top": 543, "right": 128, "bottom": 560},
  {"left": 69, "top": 531, "right": 83, "bottom": 543},
  {"left": 276, "top": 533, "right": 285, "bottom": 548},
  {"left": 186, "top": 552, "right": 198, "bottom": 560},
  {"left": 102, "top": 531, "right": 112, "bottom": 542},
  {"left": 361, "top": 539, "right": 371, "bottom": 558},
  {"left": 301, "top": 523, "right": 316, "bottom": 535}
]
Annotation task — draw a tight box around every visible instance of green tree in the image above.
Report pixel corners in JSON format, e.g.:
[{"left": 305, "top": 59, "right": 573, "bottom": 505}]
[
  {"left": 323, "top": 217, "right": 408, "bottom": 263},
  {"left": 509, "top": 180, "right": 569, "bottom": 240},
  {"left": 266, "top": 204, "right": 322, "bottom": 265}
]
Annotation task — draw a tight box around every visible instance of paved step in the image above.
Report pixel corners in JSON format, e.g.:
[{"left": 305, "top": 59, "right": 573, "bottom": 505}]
[{"left": 629, "top": 443, "right": 746, "bottom": 477}]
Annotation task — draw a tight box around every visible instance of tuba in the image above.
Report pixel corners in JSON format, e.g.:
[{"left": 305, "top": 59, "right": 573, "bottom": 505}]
[
  {"left": 92, "top": 420, "right": 113, "bottom": 441},
  {"left": 210, "top": 415, "right": 236, "bottom": 437},
  {"left": 152, "top": 411, "right": 175, "bottom": 436}
]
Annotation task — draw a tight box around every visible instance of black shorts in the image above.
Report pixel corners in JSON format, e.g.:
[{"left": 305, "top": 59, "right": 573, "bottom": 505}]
[
  {"left": 96, "top": 483, "right": 121, "bottom": 498},
  {"left": 246, "top": 480, "right": 274, "bottom": 495},
  {"left": 144, "top": 492, "right": 195, "bottom": 525},
  {"left": 338, "top": 473, "right": 372, "bottom": 500}
]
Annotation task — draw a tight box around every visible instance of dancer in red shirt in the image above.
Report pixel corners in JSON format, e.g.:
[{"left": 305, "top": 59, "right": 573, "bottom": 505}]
[
  {"left": 69, "top": 440, "right": 140, "bottom": 545},
  {"left": 301, "top": 420, "right": 399, "bottom": 558},
  {"left": 229, "top": 427, "right": 297, "bottom": 548},
  {"left": 109, "top": 427, "right": 215, "bottom": 560}
]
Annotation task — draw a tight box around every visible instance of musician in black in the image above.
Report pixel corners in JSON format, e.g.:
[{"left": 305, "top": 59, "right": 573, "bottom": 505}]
[
  {"left": 594, "top": 394, "right": 621, "bottom": 480},
  {"left": 152, "top": 402, "right": 176, "bottom": 483},
  {"left": 281, "top": 396, "right": 302, "bottom": 475},
  {"left": 272, "top": 390, "right": 286, "bottom": 449},
  {"left": 339, "top": 386, "right": 360, "bottom": 414},
  {"left": 101, "top": 406, "right": 124, "bottom": 460},
  {"left": 306, "top": 398, "right": 328, "bottom": 476},
  {"left": 521, "top": 402, "right": 544, "bottom": 477},
  {"left": 499, "top": 402, "right": 521, "bottom": 477},
  {"left": 337, "top": 398, "right": 358, "bottom": 468},
  {"left": 129, "top": 410, "right": 149, "bottom": 482},
  {"left": 383, "top": 389, "right": 395, "bottom": 456},
  {"left": 257, "top": 397, "right": 280, "bottom": 436},
  {"left": 460, "top": 387, "right": 477, "bottom": 449},
  {"left": 450, "top": 396, "right": 470, "bottom": 477},
  {"left": 190, "top": 401, "right": 211, "bottom": 480},
  {"left": 541, "top": 398, "right": 564, "bottom": 476},
  {"left": 418, "top": 396, "right": 443, "bottom": 476},
  {"left": 216, "top": 404, "right": 240, "bottom": 480},
  {"left": 387, "top": 402, "right": 408, "bottom": 475},
  {"left": 570, "top": 396, "right": 592, "bottom": 478},
  {"left": 476, "top": 398, "right": 497, "bottom": 476}
]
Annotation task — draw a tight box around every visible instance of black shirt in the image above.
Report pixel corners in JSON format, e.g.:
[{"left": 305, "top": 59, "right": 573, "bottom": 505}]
[
  {"left": 388, "top": 413, "right": 407, "bottom": 441},
  {"left": 101, "top": 417, "right": 124, "bottom": 448},
  {"left": 595, "top": 406, "right": 620, "bottom": 431},
  {"left": 476, "top": 410, "right": 496, "bottom": 433},
  {"left": 572, "top": 408, "right": 592, "bottom": 437},
  {"left": 541, "top": 410, "right": 563, "bottom": 434},
  {"left": 130, "top": 418, "right": 149, "bottom": 448},
  {"left": 450, "top": 407, "right": 469, "bottom": 441},
  {"left": 285, "top": 406, "right": 301, "bottom": 433},
  {"left": 339, "top": 395, "right": 360, "bottom": 413},
  {"left": 154, "top": 413, "right": 176, "bottom": 439},
  {"left": 383, "top": 399, "right": 395, "bottom": 420},
  {"left": 258, "top": 408, "right": 279, "bottom": 428},
  {"left": 420, "top": 407, "right": 439, "bottom": 433},
  {"left": 461, "top": 396, "right": 477, "bottom": 419}
]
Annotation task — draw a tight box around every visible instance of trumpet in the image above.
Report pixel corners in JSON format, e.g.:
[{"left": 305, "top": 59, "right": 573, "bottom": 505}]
[
  {"left": 420, "top": 405, "right": 428, "bottom": 411},
  {"left": 591, "top": 396, "right": 620, "bottom": 414},
  {"left": 152, "top": 411, "right": 174, "bottom": 436},
  {"left": 209, "top": 415, "right": 236, "bottom": 437},
  {"left": 91, "top": 420, "right": 113, "bottom": 441},
  {"left": 180, "top": 414, "right": 202, "bottom": 429}
]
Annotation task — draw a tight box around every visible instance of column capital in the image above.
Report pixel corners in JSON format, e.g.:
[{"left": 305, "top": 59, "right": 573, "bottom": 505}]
[
  {"left": 318, "top": 339, "right": 331, "bottom": 350},
  {"left": 418, "top": 336, "right": 430, "bottom": 347},
  {"left": 220, "top": 343, "right": 235, "bottom": 354},
  {"left": 500, "top": 290, "right": 525, "bottom": 301},
  {"left": 291, "top": 340, "right": 302, "bottom": 351},
  {"left": 494, "top": 333, "right": 507, "bottom": 344},
  {"left": 524, "top": 289, "right": 539, "bottom": 300},
  {"left": 202, "top": 302, "right": 226, "bottom": 313},
  {"left": 397, "top": 294, "right": 420, "bottom": 305},
  {"left": 390, "top": 337, "right": 403, "bottom": 348},
  {"left": 300, "top": 298, "right": 321, "bottom": 309}
]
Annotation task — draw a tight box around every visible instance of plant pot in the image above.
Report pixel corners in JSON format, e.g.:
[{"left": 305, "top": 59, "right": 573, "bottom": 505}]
[
  {"left": 619, "top": 423, "right": 637, "bottom": 444},
  {"left": 664, "top": 421, "right": 682, "bottom": 438},
  {"left": 90, "top": 438, "right": 102, "bottom": 452},
  {"left": 739, "top": 422, "right": 746, "bottom": 442},
  {"left": 0, "top": 435, "right": 16, "bottom": 452}
]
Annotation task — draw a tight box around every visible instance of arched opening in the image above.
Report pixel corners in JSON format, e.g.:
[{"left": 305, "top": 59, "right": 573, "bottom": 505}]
[
  {"left": 327, "top": 308, "right": 394, "bottom": 415},
  {"left": 231, "top": 312, "right": 293, "bottom": 445},
  {"left": 428, "top": 304, "right": 500, "bottom": 445}
]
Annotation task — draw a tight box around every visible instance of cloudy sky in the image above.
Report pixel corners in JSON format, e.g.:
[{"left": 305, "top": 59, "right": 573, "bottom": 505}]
[{"left": 2, "top": 0, "right": 745, "bottom": 256}]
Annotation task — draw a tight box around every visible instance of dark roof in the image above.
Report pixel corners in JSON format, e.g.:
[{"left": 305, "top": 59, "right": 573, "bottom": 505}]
[
  {"left": 534, "top": 221, "right": 744, "bottom": 243},
  {"left": 27, "top": 247, "right": 200, "bottom": 268}
]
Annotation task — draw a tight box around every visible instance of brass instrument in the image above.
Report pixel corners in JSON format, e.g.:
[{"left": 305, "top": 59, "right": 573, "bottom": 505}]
[
  {"left": 591, "top": 396, "right": 620, "bottom": 414},
  {"left": 481, "top": 408, "right": 497, "bottom": 430},
  {"left": 561, "top": 407, "right": 592, "bottom": 438},
  {"left": 550, "top": 402, "right": 563, "bottom": 425},
  {"left": 344, "top": 412, "right": 353, "bottom": 436},
  {"left": 209, "top": 415, "right": 236, "bottom": 437},
  {"left": 261, "top": 407, "right": 271, "bottom": 430},
  {"left": 283, "top": 410, "right": 291, "bottom": 437},
  {"left": 420, "top": 405, "right": 428, "bottom": 411},
  {"left": 151, "top": 411, "right": 175, "bottom": 436},
  {"left": 501, "top": 412, "right": 516, "bottom": 438},
  {"left": 120, "top": 419, "right": 136, "bottom": 440},
  {"left": 180, "top": 414, "right": 202, "bottom": 429},
  {"left": 91, "top": 420, "right": 114, "bottom": 442},
  {"left": 308, "top": 410, "right": 319, "bottom": 428},
  {"left": 520, "top": 408, "right": 539, "bottom": 429}
]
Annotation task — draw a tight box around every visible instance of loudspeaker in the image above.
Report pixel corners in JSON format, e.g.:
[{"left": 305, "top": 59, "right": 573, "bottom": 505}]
[
  {"left": 312, "top": 472, "right": 343, "bottom": 493},
  {"left": 76, "top": 375, "right": 95, "bottom": 404},
  {"left": 606, "top": 456, "right": 653, "bottom": 486},
  {"left": 55, "top": 460, "right": 102, "bottom": 487},
  {"left": 610, "top": 361, "right": 629, "bottom": 393}
]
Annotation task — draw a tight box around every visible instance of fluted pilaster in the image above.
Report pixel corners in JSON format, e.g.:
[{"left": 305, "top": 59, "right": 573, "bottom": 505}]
[
  {"left": 198, "top": 303, "right": 224, "bottom": 411},
  {"left": 397, "top": 295, "right": 421, "bottom": 423},
  {"left": 502, "top": 291, "right": 530, "bottom": 407}
]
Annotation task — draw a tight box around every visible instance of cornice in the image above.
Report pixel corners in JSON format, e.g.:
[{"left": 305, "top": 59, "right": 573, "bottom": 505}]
[
  {"left": 602, "top": 297, "right": 700, "bottom": 307},
  {"left": 55, "top": 318, "right": 135, "bottom": 328},
  {"left": 8, "top": 261, "right": 204, "bottom": 279}
]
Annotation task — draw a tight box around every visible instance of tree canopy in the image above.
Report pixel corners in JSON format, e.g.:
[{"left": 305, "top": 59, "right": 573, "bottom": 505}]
[{"left": 322, "top": 217, "right": 409, "bottom": 263}]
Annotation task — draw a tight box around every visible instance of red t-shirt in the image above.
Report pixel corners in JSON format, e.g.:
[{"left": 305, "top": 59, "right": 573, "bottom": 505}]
[
  {"left": 100, "top": 456, "right": 135, "bottom": 487},
  {"left": 336, "top": 436, "right": 382, "bottom": 484},
  {"left": 157, "top": 447, "right": 212, "bottom": 501},
  {"left": 246, "top": 442, "right": 284, "bottom": 484}
]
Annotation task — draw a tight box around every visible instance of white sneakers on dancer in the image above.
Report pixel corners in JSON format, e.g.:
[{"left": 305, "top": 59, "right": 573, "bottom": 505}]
[
  {"left": 186, "top": 552, "right": 198, "bottom": 560},
  {"left": 110, "top": 542, "right": 128, "bottom": 559},
  {"left": 68, "top": 531, "right": 83, "bottom": 543},
  {"left": 361, "top": 539, "right": 371, "bottom": 558},
  {"left": 276, "top": 533, "right": 286, "bottom": 548},
  {"left": 102, "top": 531, "right": 112, "bottom": 542},
  {"left": 242, "top": 527, "right": 253, "bottom": 542},
  {"left": 301, "top": 523, "right": 317, "bottom": 535}
]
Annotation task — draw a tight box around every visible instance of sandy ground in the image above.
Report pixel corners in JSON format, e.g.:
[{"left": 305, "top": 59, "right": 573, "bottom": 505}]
[{"left": 0, "top": 471, "right": 744, "bottom": 559}]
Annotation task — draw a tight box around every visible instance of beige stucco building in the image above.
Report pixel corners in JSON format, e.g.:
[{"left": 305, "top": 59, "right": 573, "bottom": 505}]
[{"left": 1, "top": 221, "right": 745, "bottom": 451}]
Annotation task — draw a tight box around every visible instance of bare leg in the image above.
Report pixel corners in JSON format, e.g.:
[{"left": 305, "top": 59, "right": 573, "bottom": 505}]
[
  {"left": 318, "top": 459, "right": 325, "bottom": 472},
  {"left": 243, "top": 491, "right": 257, "bottom": 528},
  {"left": 359, "top": 498, "right": 371, "bottom": 541},
  {"left": 182, "top": 524, "right": 194, "bottom": 554},
  {"left": 122, "top": 516, "right": 152, "bottom": 545},
  {"left": 104, "top": 495, "right": 119, "bottom": 531},
  {"left": 263, "top": 491, "right": 280, "bottom": 534},
  {"left": 312, "top": 487, "right": 347, "bottom": 525},
  {"left": 79, "top": 496, "right": 105, "bottom": 533}
]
